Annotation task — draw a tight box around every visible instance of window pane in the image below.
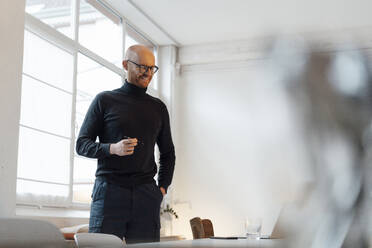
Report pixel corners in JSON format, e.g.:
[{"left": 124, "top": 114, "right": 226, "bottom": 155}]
[
  {"left": 17, "top": 179, "right": 69, "bottom": 204},
  {"left": 79, "top": 0, "right": 122, "bottom": 66},
  {"left": 20, "top": 75, "right": 72, "bottom": 138},
  {"left": 73, "top": 156, "right": 96, "bottom": 183},
  {"left": 17, "top": 126, "right": 71, "bottom": 184},
  {"left": 23, "top": 30, "right": 73, "bottom": 93},
  {"left": 73, "top": 184, "right": 94, "bottom": 204},
  {"left": 77, "top": 53, "right": 122, "bottom": 96},
  {"left": 125, "top": 24, "right": 154, "bottom": 51},
  {"left": 75, "top": 53, "right": 122, "bottom": 136},
  {"left": 25, "top": 0, "right": 73, "bottom": 38},
  {"left": 124, "top": 35, "right": 137, "bottom": 53}
]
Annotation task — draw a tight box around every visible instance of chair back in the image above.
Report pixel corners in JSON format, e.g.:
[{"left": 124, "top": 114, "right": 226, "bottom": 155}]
[
  {"left": 190, "top": 217, "right": 214, "bottom": 239},
  {"left": 190, "top": 217, "right": 204, "bottom": 239},
  {"left": 74, "top": 233, "right": 124, "bottom": 248},
  {"left": 0, "top": 218, "right": 67, "bottom": 248},
  {"left": 201, "top": 219, "right": 214, "bottom": 238}
]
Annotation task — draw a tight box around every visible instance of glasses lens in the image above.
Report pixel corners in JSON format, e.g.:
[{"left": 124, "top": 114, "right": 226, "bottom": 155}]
[
  {"left": 142, "top": 66, "right": 158, "bottom": 74},
  {"left": 139, "top": 65, "right": 147, "bottom": 73}
]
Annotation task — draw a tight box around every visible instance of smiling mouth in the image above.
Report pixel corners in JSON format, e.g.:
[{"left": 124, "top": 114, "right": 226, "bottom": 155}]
[{"left": 140, "top": 75, "right": 150, "bottom": 80}]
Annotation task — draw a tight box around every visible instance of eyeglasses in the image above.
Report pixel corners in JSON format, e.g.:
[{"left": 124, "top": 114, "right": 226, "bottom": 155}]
[{"left": 127, "top": 60, "right": 159, "bottom": 74}]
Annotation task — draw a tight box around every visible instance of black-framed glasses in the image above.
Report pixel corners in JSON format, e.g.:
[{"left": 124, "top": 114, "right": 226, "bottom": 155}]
[{"left": 127, "top": 60, "right": 159, "bottom": 74}]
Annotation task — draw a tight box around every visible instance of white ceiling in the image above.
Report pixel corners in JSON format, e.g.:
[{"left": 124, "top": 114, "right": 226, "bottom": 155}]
[{"left": 108, "top": 0, "right": 372, "bottom": 47}]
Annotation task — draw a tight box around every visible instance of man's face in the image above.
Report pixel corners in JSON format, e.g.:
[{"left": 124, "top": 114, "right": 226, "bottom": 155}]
[{"left": 124, "top": 49, "right": 156, "bottom": 88}]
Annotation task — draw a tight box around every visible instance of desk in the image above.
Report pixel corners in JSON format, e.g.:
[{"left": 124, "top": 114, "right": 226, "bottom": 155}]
[
  {"left": 126, "top": 238, "right": 283, "bottom": 248},
  {"left": 160, "top": 235, "right": 186, "bottom": 242}
]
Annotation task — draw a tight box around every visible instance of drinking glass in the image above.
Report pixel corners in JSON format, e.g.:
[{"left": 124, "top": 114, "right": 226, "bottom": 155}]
[{"left": 245, "top": 218, "right": 262, "bottom": 240}]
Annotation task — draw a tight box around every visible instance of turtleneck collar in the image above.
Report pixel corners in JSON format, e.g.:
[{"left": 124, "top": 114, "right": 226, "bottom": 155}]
[{"left": 119, "top": 80, "right": 147, "bottom": 96}]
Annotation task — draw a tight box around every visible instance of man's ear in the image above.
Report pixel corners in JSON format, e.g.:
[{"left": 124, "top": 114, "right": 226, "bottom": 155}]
[{"left": 122, "top": 60, "right": 128, "bottom": 70}]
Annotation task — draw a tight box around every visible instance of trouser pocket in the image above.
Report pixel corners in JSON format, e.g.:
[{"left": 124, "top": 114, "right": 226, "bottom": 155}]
[
  {"left": 90, "top": 180, "right": 107, "bottom": 219},
  {"left": 89, "top": 216, "right": 104, "bottom": 233},
  {"left": 91, "top": 179, "right": 107, "bottom": 202}
]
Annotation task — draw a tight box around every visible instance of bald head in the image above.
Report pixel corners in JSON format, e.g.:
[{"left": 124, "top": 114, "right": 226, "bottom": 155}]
[
  {"left": 123, "top": 45, "right": 156, "bottom": 88},
  {"left": 124, "top": 45, "right": 154, "bottom": 64}
]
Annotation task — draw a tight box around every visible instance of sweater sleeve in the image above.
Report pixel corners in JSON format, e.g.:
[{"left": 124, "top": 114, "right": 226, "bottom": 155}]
[
  {"left": 157, "top": 103, "right": 176, "bottom": 193},
  {"left": 76, "top": 93, "right": 111, "bottom": 159}
]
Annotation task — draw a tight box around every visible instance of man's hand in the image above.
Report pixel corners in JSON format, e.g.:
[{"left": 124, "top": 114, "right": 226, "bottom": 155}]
[
  {"left": 160, "top": 187, "right": 166, "bottom": 196},
  {"left": 109, "top": 138, "right": 138, "bottom": 156}
]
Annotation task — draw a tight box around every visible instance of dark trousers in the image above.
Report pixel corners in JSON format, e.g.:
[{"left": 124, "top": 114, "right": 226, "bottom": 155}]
[{"left": 89, "top": 179, "right": 163, "bottom": 244}]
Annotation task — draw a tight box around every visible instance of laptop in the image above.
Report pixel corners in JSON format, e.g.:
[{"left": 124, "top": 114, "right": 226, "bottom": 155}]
[{"left": 260, "top": 208, "right": 288, "bottom": 239}]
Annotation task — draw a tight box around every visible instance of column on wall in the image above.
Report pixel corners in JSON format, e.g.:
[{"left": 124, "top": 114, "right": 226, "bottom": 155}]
[
  {"left": 156, "top": 45, "right": 178, "bottom": 235},
  {"left": 0, "top": 0, "right": 26, "bottom": 217}
]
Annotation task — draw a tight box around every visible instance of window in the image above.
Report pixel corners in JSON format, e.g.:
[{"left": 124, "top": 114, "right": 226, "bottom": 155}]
[
  {"left": 79, "top": 0, "right": 123, "bottom": 66},
  {"left": 25, "top": 0, "right": 73, "bottom": 38},
  {"left": 18, "top": 0, "right": 158, "bottom": 208},
  {"left": 17, "top": 31, "right": 73, "bottom": 206}
]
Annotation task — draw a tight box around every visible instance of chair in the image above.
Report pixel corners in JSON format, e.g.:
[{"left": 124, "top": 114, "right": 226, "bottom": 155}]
[
  {"left": 74, "top": 233, "right": 124, "bottom": 248},
  {"left": 190, "top": 217, "right": 214, "bottom": 239},
  {"left": 201, "top": 219, "right": 214, "bottom": 238},
  {"left": 60, "top": 224, "right": 89, "bottom": 240},
  {"left": 0, "top": 218, "right": 67, "bottom": 248}
]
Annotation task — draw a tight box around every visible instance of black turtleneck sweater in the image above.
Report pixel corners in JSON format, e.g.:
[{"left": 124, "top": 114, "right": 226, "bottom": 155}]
[{"left": 76, "top": 81, "right": 175, "bottom": 191}]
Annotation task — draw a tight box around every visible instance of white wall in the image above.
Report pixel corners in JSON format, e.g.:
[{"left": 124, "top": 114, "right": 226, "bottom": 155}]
[
  {"left": 0, "top": 0, "right": 26, "bottom": 217},
  {"left": 172, "top": 62, "right": 304, "bottom": 238},
  {"left": 171, "top": 35, "right": 372, "bottom": 239}
]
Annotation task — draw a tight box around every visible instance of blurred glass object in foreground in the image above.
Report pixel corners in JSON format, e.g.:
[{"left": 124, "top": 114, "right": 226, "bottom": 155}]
[{"left": 268, "top": 38, "right": 372, "bottom": 248}]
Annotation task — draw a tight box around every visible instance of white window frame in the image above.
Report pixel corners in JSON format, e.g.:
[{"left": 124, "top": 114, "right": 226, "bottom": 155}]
[{"left": 18, "top": 0, "right": 159, "bottom": 210}]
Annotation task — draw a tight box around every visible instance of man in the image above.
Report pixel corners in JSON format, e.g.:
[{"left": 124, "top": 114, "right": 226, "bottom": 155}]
[{"left": 76, "top": 45, "right": 175, "bottom": 244}]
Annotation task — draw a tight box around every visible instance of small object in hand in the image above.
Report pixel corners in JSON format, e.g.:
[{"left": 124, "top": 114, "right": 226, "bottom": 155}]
[{"left": 123, "top": 136, "right": 144, "bottom": 146}]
